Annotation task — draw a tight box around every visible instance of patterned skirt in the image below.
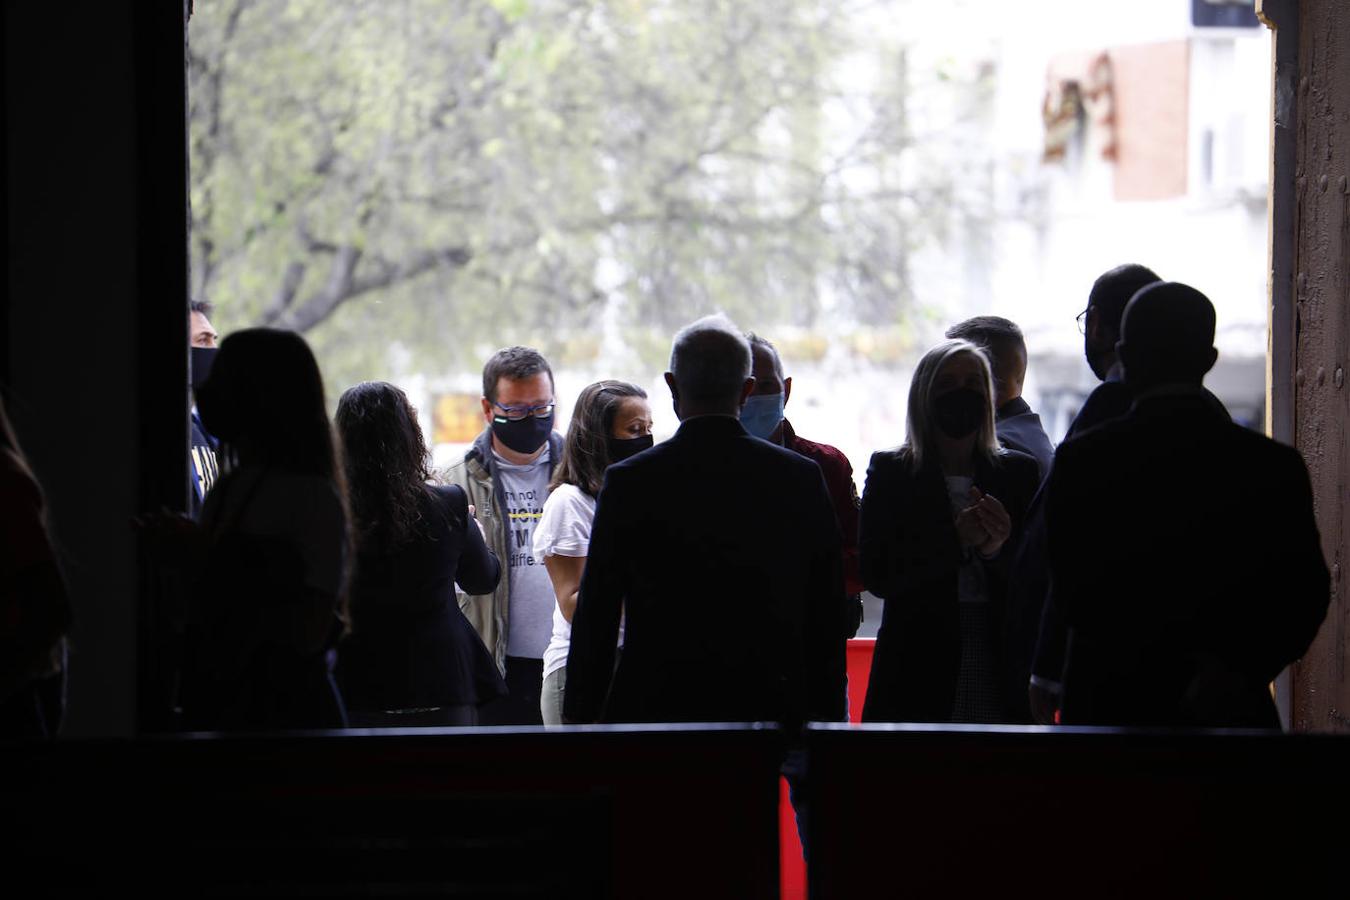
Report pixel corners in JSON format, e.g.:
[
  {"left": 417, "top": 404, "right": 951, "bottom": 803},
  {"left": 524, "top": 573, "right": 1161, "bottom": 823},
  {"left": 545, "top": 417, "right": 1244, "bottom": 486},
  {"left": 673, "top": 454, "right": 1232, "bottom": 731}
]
[{"left": 951, "top": 601, "right": 1003, "bottom": 724}]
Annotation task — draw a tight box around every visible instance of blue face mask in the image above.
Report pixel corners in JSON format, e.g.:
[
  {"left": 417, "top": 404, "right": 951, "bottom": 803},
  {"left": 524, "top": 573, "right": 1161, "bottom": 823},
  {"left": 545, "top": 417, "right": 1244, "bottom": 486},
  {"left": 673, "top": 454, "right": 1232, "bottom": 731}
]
[{"left": 740, "top": 392, "right": 785, "bottom": 440}]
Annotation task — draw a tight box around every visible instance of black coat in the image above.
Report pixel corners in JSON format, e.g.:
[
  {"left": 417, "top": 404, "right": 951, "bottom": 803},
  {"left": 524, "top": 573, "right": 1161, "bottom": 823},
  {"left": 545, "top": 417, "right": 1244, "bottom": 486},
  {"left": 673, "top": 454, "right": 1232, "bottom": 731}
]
[
  {"left": 337, "top": 484, "right": 506, "bottom": 711},
  {"left": 563, "top": 415, "right": 848, "bottom": 727},
  {"left": 1023, "top": 382, "right": 1233, "bottom": 697},
  {"left": 1047, "top": 389, "right": 1330, "bottom": 727},
  {"left": 859, "top": 448, "right": 1041, "bottom": 723},
  {"left": 1011, "top": 378, "right": 1138, "bottom": 708}
]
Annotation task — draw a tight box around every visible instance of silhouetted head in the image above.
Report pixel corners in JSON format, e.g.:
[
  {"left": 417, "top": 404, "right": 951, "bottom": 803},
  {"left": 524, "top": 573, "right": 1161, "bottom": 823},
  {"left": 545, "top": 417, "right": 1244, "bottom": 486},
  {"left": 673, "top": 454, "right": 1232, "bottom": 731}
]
[
  {"left": 742, "top": 333, "right": 792, "bottom": 440},
  {"left": 189, "top": 301, "right": 219, "bottom": 349},
  {"left": 945, "top": 316, "right": 1027, "bottom": 409},
  {"left": 552, "top": 380, "right": 653, "bottom": 496},
  {"left": 664, "top": 315, "right": 754, "bottom": 420},
  {"left": 336, "top": 381, "right": 432, "bottom": 551},
  {"left": 1117, "top": 282, "right": 1219, "bottom": 392},
  {"left": 188, "top": 301, "right": 220, "bottom": 394},
  {"left": 195, "top": 327, "right": 337, "bottom": 479},
  {"left": 903, "top": 339, "right": 1001, "bottom": 471},
  {"left": 1083, "top": 264, "right": 1162, "bottom": 380}
]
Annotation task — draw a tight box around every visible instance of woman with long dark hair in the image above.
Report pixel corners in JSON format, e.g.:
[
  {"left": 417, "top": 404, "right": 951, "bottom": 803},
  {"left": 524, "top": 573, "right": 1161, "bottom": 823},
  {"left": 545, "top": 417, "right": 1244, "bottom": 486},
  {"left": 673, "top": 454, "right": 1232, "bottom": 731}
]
[
  {"left": 860, "top": 339, "right": 1040, "bottom": 724},
  {"left": 535, "top": 380, "right": 653, "bottom": 725},
  {"left": 185, "top": 328, "right": 351, "bottom": 730},
  {"left": 334, "top": 381, "right": 505, "bottom": 727}
]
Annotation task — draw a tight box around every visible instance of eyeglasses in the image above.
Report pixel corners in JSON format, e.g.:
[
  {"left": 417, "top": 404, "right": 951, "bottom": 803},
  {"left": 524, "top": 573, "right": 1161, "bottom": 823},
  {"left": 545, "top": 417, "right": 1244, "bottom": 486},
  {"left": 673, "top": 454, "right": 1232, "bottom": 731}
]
[
  {"left": 1075, "top": 307, "right": 1090, "bottom": 334},
  {"left": 493, "top": 401, "right": 556, "bottom": 422}
]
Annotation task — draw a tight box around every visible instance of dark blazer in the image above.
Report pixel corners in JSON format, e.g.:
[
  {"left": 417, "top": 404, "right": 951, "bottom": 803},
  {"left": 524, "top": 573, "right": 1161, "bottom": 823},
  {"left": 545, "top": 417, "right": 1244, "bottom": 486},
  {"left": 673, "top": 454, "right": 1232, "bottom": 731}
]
[
  {"left": 1013, "top": 377, "right": 1137, "bottom": 705},
  {"left": 1065, "top": 380, "right": 1134, "bottom": 441},
  {"left": 1023, "top": 381, "right": 1231, "bottom": 696},
  {"left": 563, "top": 415, "right": 848, "bottom": 727},
  {"left": 338, "top": 484, "right": 506, "bottom": 711},
  {"left": 996, "top": 397, "right": 1055, "bottom": 481},
  {"left": 859, "top": 447, "right": 1040, "bottom": 723},
  {"left": 1047, "top": 388, "right": 1330, "bottom": 728}
]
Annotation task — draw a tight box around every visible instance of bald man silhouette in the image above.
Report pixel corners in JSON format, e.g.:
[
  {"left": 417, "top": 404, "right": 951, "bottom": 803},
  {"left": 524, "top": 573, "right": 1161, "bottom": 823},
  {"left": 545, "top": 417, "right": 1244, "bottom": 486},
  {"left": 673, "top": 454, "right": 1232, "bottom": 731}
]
[{"left": 1045, "top": 282, "right": 1329, "bottom": 728}]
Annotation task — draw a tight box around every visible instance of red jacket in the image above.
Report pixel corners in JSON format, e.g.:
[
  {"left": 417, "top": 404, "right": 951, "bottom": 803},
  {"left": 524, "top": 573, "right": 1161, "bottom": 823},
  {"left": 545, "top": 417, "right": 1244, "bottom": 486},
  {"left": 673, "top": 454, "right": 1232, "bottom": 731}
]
[{"left": 782, "top": 419, "right": 862, "bottom": 596}]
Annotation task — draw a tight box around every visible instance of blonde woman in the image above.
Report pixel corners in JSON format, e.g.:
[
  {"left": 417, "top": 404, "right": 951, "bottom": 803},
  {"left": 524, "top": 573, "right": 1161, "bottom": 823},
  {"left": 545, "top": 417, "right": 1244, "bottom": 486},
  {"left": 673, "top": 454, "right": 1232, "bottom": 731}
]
[{"left": 860, "top": 339, "right": 1040, "bottom": 724}]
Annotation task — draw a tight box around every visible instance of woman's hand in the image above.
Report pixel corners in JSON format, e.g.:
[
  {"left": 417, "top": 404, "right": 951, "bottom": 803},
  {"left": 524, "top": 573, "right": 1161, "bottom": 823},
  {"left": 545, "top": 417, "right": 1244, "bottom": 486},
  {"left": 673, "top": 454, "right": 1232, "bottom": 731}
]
[
  {"left": 954, "top": 504, "right": 990, "bottom": 549},
  {"left": 968, "top": 488, "right": 1011, "bottom": 557},
  {"left": 467, "top": 504, "right": 487, "bottom": 540}
]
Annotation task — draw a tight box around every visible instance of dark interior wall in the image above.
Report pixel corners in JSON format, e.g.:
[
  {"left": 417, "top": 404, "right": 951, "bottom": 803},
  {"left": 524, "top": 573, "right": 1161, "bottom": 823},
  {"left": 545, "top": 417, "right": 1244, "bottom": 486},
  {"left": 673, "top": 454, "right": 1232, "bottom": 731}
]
[
  {"left": 3, "top": 2, "right": 188, "bottom": 736},
  {"left": 1292, "top": 0, "right": 1350, "bottom": 732}
]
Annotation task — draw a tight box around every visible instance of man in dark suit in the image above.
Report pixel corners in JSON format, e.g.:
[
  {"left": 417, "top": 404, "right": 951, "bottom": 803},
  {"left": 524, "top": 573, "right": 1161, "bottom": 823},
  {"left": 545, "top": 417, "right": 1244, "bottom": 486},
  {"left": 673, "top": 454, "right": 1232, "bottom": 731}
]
[
  {"left": 1018, "top": 263, "right": 1163, "bottom": 724},
  {"left": 564, "top": 315, "right": 848, "bottom": 727},
  {"left": 945, "top": 316, "right": 1054, "bottom": 479},
  {"left": 1046, "top": 282, "right": 1329, "bottom": 727}
]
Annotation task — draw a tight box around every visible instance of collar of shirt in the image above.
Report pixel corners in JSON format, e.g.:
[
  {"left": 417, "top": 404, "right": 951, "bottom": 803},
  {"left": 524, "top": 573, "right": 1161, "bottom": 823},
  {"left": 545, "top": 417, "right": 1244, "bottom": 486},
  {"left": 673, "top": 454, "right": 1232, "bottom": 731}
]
[{"left": 996, "top": 397, "right": 1032, "bottom": 420}]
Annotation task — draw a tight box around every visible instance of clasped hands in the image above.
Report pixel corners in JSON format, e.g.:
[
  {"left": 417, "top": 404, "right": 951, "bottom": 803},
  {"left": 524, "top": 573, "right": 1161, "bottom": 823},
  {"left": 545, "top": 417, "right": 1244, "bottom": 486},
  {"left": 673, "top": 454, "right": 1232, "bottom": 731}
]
[{"left": 954, "top": 486, "right": 1011, "bottom": 558}]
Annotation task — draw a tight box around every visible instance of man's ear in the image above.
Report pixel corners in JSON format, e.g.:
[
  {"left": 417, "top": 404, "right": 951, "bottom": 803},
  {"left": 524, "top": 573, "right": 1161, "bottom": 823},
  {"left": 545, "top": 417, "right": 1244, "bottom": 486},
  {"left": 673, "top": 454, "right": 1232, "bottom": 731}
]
[
  {"left": 664, "top": 372, "right": 680, "bottom": 416},
  {"left": 1203, "top": 347, "right": 1219, "bottom": 377},
  {"left": 480, "top": 397, "right": 494, "bottom": 425},
  {"left": 1115, "top": 340, "right": 1131, "bottom": 376},
  {"left": 783, "top": 376, "right": 793, "bottom": 408},
  {"left": 739, "top": 376, "right": 757, "bottom": 409}
]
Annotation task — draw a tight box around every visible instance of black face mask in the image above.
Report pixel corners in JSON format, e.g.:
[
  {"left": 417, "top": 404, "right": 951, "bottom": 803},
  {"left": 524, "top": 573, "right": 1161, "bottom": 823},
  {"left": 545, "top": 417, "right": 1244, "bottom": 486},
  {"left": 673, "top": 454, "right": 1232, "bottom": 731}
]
[
  {"left": 190, "top": 346, "right": 218, "bottom": 394},
  {"left": 607, "top": 434, "right": 653, "bottom": 464},
  {"left": 1084, "top": 334, "right": 1113, "bottom": 381},
  {"left": 491, "top": 413, "right": 554, "bottom": 455},
  {"left": 195, "top": 378, "right": 239, "bottom": 442},
  {"left": 933, "top": 388, "right": 985, "bottom": 440}
]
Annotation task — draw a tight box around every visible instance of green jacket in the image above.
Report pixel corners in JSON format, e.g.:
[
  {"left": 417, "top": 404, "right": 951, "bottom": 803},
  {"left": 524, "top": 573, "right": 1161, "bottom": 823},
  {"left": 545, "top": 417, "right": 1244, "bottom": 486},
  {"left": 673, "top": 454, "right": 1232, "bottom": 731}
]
[{"left": 443, "top": 427, "right": 564, "bottom": 674}]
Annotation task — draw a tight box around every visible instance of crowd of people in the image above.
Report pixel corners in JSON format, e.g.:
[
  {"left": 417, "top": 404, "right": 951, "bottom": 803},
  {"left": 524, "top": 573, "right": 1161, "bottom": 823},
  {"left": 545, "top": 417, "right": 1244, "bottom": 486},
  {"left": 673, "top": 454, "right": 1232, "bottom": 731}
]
[{"left": 0, "top": 264, "right": 1333, "bottom": 739}]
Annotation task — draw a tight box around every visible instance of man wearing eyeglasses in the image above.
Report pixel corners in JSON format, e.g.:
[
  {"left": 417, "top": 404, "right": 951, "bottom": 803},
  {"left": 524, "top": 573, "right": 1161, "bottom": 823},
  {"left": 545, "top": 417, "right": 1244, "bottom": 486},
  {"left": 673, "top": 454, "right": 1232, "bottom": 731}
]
[
  {"left": 1067, "top": 263, "right": 1164, "bottom": 440},
  {"left": 446, "top": 346, "right": 564, "bottom": 725},
  {"left": 1024, "top": 263, "right": 1168, "bottom": 724}
]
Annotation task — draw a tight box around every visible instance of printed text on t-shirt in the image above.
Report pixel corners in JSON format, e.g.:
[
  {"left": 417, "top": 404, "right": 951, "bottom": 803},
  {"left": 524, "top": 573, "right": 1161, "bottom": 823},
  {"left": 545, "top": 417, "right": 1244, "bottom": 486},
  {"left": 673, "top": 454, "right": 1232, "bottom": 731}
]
[{"left": 504, "top": 487, "right": 543, "bottom": 568}]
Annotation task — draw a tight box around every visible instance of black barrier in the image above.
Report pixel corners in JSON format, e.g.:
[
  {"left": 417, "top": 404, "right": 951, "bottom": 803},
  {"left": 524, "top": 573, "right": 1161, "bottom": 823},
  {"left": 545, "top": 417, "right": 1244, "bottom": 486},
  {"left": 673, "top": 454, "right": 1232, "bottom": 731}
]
[
  {"left": 12, "top": 723, "right": 1346, "bottom": 897},
  {"left": 2, "top": 724, "right": 782, "bottom": 898},
  {"left": 805, "top": 723, "right": 1344, "bottom": 897}
]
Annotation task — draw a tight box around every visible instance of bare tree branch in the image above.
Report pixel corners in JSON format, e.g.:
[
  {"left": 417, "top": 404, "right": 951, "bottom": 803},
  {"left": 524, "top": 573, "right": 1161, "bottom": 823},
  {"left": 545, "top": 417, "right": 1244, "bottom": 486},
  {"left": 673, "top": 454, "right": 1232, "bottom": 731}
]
[{"left": 266, "top": 244, "right": 473, "bottom": 333}]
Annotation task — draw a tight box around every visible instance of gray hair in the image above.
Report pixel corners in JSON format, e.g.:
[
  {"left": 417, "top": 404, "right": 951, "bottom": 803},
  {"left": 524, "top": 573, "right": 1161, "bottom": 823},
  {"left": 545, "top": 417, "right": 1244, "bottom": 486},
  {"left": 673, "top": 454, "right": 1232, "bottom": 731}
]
[
  {"left": 902, "top": 339, "right": 1002, "bottom": 471},
  {"left": 669, "top": 314, "right": 752, "bottom": 406},
  {"left": 745, "top": 332, "right": 785, "bottom": 380}
]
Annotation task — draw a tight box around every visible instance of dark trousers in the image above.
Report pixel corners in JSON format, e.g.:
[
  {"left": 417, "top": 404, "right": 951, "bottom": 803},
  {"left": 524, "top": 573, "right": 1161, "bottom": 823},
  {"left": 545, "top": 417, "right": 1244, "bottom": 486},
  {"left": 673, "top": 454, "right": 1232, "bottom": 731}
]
[
  {"left": 479, "top": 656, "right": 545, "bottom": 726},
  {"left": 782, "top": 746, "right": 810, "bottom": 860}
]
